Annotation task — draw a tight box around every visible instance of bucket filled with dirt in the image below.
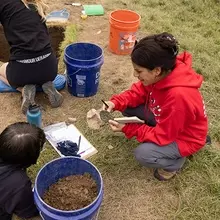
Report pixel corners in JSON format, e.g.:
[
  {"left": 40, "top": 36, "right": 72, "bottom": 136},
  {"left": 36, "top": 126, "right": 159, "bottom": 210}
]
[{"left": 34, "top": 157, "right": 103, "bottom": 220}]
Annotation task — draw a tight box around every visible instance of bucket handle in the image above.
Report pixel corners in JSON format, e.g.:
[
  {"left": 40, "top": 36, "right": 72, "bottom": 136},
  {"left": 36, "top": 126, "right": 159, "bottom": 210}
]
[
  {"left": 67, "top": 68, "right": 82, "bottom": 77},
  {"left": 39, "top": 211, "right": 45, "bottom": 220}
]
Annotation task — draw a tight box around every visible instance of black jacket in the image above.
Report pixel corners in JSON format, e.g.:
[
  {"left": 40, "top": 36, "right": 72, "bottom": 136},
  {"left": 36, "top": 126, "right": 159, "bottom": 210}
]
[{"left": 0, "top": 159, "right": 38, "bottom": 220}]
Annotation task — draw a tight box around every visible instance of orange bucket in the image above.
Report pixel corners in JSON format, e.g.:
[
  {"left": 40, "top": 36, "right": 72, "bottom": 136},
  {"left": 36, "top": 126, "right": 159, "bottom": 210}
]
[{"left": 109, "top": 9, "right": 141, "bottom": 55}]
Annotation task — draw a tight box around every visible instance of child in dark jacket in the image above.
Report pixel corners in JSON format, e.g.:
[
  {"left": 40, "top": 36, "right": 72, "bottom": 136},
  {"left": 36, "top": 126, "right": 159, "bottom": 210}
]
[
  {"left": 0, "top": 122, "right": 45, "bottom": 220},
  {"left": 103, "top": 32, "right": 208, "bottom": 181}
]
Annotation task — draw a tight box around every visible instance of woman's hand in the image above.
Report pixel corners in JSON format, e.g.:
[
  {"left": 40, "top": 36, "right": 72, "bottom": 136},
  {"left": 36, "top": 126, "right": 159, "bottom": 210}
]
[
  {"left": 102, "top": 101, "right": 115, "bottom": 112},
  {"left": 109, "top": 120, "right": 125, "bottom": 132}
]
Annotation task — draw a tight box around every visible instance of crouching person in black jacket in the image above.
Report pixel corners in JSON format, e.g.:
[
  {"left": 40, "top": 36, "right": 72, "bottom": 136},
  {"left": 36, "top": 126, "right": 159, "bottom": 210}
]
[{"left": 0, "top": 122, "right": 45, "bottom": 220}]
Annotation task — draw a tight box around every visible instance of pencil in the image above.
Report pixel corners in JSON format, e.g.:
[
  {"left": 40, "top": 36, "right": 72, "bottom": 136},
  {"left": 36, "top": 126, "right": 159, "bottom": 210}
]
[
  {"left": 78, "top": 135, "right": 81, "bottom": 148},
  {"left": 101, "top": 99, "right": 109, "bottom": 108}
]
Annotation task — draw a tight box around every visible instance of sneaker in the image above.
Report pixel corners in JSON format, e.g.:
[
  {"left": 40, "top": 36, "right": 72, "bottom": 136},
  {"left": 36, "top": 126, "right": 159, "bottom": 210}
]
[
  {"left": 21, "top": 85, "right": 36, "bottom": 114},
  {"left": 153, "top": 168, "right": 178, "bottom": 181},
  {"left": 42, "top": 81, "right": 63, "bottom": 108}
]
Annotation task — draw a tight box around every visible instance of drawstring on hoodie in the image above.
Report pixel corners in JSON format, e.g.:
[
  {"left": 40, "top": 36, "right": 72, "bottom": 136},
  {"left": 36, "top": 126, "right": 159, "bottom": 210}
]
[
  {"left": 144, "top": 85, "right": 154, "bottom": 122},
  {"left": 144, "top": 92, "right": 150, "bottom": 122}
]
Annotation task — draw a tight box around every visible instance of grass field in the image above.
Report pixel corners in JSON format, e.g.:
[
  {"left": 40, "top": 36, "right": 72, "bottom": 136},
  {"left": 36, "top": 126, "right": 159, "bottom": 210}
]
[{"left": 18, "top": 0, "right": 220, "bottom": 219}]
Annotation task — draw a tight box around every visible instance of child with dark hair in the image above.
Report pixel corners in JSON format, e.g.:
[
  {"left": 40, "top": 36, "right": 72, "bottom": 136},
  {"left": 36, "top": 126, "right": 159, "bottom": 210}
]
[
  {"left": 0, "top": 122, "right": 45, "bottom": 219},
  {"left": 103, "top": 32, "right": 208, "bottom": 181}
]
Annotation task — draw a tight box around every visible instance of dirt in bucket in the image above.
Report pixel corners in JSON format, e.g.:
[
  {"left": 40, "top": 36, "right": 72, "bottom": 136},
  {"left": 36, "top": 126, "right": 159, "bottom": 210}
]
[{"left": 43, "top": 173, "right": 98, "bottom": 211}]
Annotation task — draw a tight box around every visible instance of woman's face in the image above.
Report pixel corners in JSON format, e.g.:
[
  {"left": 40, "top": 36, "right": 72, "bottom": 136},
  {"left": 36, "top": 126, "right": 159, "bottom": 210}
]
[{"left": 132, "top": 63, "right": 162, "bottom": 86}]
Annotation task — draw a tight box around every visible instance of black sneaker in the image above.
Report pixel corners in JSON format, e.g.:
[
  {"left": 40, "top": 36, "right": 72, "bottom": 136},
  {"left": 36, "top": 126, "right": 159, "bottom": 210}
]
[
  {"left": 21, "top": 85, "right": 36, "bottom": 114},
  {"left": 42, "top": 81, "right": 63, "bottom": 108}
]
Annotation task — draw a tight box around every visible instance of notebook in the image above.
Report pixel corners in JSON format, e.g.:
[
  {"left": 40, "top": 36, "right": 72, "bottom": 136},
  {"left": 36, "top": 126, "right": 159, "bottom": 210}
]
[{"left": 44, "top": 122, "right": 97, "bottom": 159}]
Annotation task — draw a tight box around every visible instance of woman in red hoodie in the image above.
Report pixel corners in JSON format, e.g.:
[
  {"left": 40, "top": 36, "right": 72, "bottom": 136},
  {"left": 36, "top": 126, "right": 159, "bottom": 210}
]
[{"left": 103, "top": 32, "right": 208, "bottom": 181}]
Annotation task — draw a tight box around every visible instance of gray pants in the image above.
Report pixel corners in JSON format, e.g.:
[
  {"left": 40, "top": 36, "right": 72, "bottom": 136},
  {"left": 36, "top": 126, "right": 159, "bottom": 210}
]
[{"left": 123, "top": 105, "right": 186, "bottom": 171}]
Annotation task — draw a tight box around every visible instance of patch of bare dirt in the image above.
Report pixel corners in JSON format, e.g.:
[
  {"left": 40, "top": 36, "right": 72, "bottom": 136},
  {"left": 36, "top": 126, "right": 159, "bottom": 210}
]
[
  {"left": 0, "top": 25, "right": 9, "bottom": 62},
  {"left": 0, "top": 0, "right": 134, "bottom": 131}
]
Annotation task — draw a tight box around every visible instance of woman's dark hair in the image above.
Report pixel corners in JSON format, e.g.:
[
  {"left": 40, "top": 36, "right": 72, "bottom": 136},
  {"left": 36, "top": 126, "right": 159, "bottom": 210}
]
[
  {"left": 131, "top": 32, "right": 179, "bottom": 73},
  {"left": 0, "top": 122, "right": 46, "bottom": 167}
]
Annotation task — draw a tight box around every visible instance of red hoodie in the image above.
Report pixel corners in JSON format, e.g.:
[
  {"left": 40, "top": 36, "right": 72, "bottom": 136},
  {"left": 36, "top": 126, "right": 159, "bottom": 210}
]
[{"left": 110, "top": 52, "right": 208, "bottom": 157}]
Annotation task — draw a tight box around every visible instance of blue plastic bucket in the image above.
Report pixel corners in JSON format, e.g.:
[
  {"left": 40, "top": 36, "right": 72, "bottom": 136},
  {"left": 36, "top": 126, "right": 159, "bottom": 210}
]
[
  {"left": 34, "top": 157, "right": 104, "bottom": 220},
  {"left": 64, "top": 43, "right": 104, "bottom": 97}
]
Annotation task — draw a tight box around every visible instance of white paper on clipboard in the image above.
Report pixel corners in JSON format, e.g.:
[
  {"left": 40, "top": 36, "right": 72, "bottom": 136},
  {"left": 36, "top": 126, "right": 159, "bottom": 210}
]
[{"left": 44, "top": 122, "right": 97, "bottom": 159}]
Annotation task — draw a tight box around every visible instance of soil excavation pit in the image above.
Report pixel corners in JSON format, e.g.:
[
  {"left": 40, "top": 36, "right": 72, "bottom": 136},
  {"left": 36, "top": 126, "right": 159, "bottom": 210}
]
[{"left": 0, "top": 24, "right": 65, "bottom": 62}]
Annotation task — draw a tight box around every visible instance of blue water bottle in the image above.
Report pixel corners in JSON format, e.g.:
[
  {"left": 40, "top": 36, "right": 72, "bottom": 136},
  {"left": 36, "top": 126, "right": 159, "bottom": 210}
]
[{"left": 27, "top": 104, "right": 42, "bottom": 128}]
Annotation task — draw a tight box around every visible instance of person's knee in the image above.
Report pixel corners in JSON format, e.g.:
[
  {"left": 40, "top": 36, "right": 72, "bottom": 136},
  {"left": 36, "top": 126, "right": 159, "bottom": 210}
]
[
  {"left": 134, "top": 143, "right": 156, "bottom": 166},
  {"left": 0, "top": 63, "right": 8, "bottom": 77}
]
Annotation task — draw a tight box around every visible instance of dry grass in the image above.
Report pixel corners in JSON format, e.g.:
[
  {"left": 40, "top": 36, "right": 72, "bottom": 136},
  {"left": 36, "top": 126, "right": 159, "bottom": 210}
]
[{"left": 6, "top": 0, "right": 220, "bottom": 219}]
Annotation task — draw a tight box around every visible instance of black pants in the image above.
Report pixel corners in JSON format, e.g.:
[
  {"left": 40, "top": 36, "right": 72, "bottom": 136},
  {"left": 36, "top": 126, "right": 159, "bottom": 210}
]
[
  {"left": 122, "top": 104, "right": 157, "bottom": 127},
  {"left": 6, "top": 53, "right": 57, "bottom": 88}
]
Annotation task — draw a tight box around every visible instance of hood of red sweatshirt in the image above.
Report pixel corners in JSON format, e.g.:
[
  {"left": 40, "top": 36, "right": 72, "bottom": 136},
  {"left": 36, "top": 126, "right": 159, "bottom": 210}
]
[{"left": 154, "top": 52, "right": 203, "bottom": 90}]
